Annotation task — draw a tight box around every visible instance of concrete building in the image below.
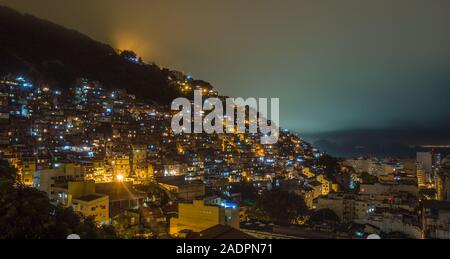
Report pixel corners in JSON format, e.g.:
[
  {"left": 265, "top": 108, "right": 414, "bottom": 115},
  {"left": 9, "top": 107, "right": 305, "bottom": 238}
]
[
  {"left": 33, "top": 163, "right": 85, "bottom": 196},
  {"left": 436, "top": 170, "right": 450, "bottom": 201},
  {"left": 315, "top": 193, "right": 372, "bottom": 222},
  {"left": 359, "top": 182, "right": 418, "bottom": 197},
  {"left": 417, "top": 165, "right": 427, "bottom": 189},
  {"left": 343, "top": 158, "right": 401, "bottom": 177},
  {"left": 72, "top": 194, "right": 109, "bottom": 225},
  {"left": 158, "top": 176, "right": 205, "bottom": 201},
  {"left": 417, "top": 152, "right": 433, "bottom": 173},
  {"left": 110, "top": 156, "right": 131, "bottom": 180},
  {"left": 170, "top": 200, "right": 239, "bottom": 236},
  {"left": 316, "top": 174, "right": 330, "bottom": 196},
  {"left": 422, "top": 200, "right": 450, "bottom": 239},
  {"left": 18, "top": 158, "right": 36, "bottom": 186},
  {"left": 96, "top": 182, "right": 146, "bottom": 214},
  {"left": 51, "top": 180, "right": 109, "bottom": 225},
  {"left": 355, "top": 212, "right": 421, "bottom": 239},
  {"left": 417, "top": 151, "right": 441, "bottom": 189},
  {"left": 163, "top": 164, "right": 188, "bottom": 177}
]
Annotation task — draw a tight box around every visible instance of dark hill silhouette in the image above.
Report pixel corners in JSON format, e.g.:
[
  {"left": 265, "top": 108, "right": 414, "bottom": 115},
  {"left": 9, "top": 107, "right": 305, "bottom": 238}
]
[{"left": 0, "top": 6, "right": 180, "bottom": 104}]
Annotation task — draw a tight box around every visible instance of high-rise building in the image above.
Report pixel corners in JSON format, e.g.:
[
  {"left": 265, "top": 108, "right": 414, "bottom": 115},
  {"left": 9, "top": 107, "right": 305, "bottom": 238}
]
[
  {"left": 417, "top": 152, "right": 434, "bottom": 174},
  {"left": 417, "top": 165, "right": 427, "bottom": 189},
  {"left": 417, "top": 151, "right": 441, "bottom": 189},
  {"left": 436, "top": 170, "right": 450, "bottom": 201}
]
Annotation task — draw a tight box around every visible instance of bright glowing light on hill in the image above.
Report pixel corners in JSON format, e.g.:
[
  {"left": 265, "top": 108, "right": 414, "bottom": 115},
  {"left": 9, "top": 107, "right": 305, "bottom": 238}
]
[{"left": 113, "top": 32, "right": 149, "bottom": 61}]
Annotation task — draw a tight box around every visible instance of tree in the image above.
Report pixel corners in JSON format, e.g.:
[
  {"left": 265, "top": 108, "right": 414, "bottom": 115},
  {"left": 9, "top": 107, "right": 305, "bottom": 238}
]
[
  {"left": 45, "top": 205, "right": 117, "bottom": 239},
  {"left": 0, "top": 185, "right": 54, "bottom": 239},
  {"left": 254, "top": 189, "right": 307, "bottom": 224},
  {"left": 0, "top": 160, "right": 18, "bottom": 186},
  {"left": 308, "top": 209, "right": 340, "bottom": 226},
  {"left": 230, "top": 182, "right": 258, "bottom": 202},
  {"left": 120, "top": 50, "right": 140, "bottom": 63},
  {"left": 0, "top": 160, "right": 117, "bottom": 239},
  {"left": 143, "top": 183, "right": 171, "bottom": 207},
  {"left": 360, "top": 172, "right": 378, "bottom": 184},
  {"left": 316, "top": 154, "right": 341, "bottom": 179}
]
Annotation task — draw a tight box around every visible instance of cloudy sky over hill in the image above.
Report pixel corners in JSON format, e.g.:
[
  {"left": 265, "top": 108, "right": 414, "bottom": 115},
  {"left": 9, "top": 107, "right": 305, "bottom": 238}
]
[{"left": 3, "top": 0, "right": 450, "bottom": 151}]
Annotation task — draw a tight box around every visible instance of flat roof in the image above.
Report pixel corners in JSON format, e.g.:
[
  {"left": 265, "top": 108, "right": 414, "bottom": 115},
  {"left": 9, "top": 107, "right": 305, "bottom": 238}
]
[
  {"left": 157, "top": 176, "right": 204, "bottom": 187},
  {"left": 199, "top": 225, "right": 255, "bottom": 239},
  {"left": 95, "top": 182, "right": 145, "bottom": 201},
  {"left": 74, "top": 193, "right": 106, "bottom": 202}
]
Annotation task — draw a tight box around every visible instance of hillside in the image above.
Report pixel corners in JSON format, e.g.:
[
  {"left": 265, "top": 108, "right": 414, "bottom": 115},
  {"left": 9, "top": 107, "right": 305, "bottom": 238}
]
[{"left": 0, "top": 6, "right": 180, "bottom": 104}]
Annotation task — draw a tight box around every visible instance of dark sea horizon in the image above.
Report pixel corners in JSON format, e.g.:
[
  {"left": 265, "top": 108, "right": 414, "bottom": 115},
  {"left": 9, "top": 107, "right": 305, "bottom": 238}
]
[{"left": 301, "top": 129, "right": 450, "bottom": 159}]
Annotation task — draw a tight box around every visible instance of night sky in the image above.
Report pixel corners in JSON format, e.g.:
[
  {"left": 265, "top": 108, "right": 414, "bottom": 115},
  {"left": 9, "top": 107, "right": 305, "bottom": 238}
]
[{"left": 2, "top": 0, "right": 450, "bottom": 154}]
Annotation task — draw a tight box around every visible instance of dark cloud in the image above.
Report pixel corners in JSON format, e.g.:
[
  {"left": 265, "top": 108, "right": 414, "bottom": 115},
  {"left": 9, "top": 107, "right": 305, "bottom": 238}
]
[{"left": 2, "top": 0, "right": 450, "bottom": 142}]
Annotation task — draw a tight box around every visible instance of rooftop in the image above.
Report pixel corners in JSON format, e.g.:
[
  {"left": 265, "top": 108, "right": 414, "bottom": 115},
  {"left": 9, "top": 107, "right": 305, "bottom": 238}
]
[
  {"left": 197, "top": 225, "right": 255, "bottom": 239},
  {"left": 73, "top": 193, "right": 106, "bottom": 202},
  {"left": 96, "top": 182, "right": 146, "bottom": 201},
  {"left": 157, "top": 176, "right": 204, "bottom": 187},
  {"left": 309, "top": 180, "right": 322, "bottom": 187}
]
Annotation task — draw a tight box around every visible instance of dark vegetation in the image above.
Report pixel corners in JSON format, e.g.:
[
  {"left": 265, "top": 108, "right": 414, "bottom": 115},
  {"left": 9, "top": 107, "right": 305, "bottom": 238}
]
[
  {"left": 0, "top": 6, "right": 180, "bottom": 104},
  {"left": 0, "top": 160, "right": 116, "bottom": 239}
]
